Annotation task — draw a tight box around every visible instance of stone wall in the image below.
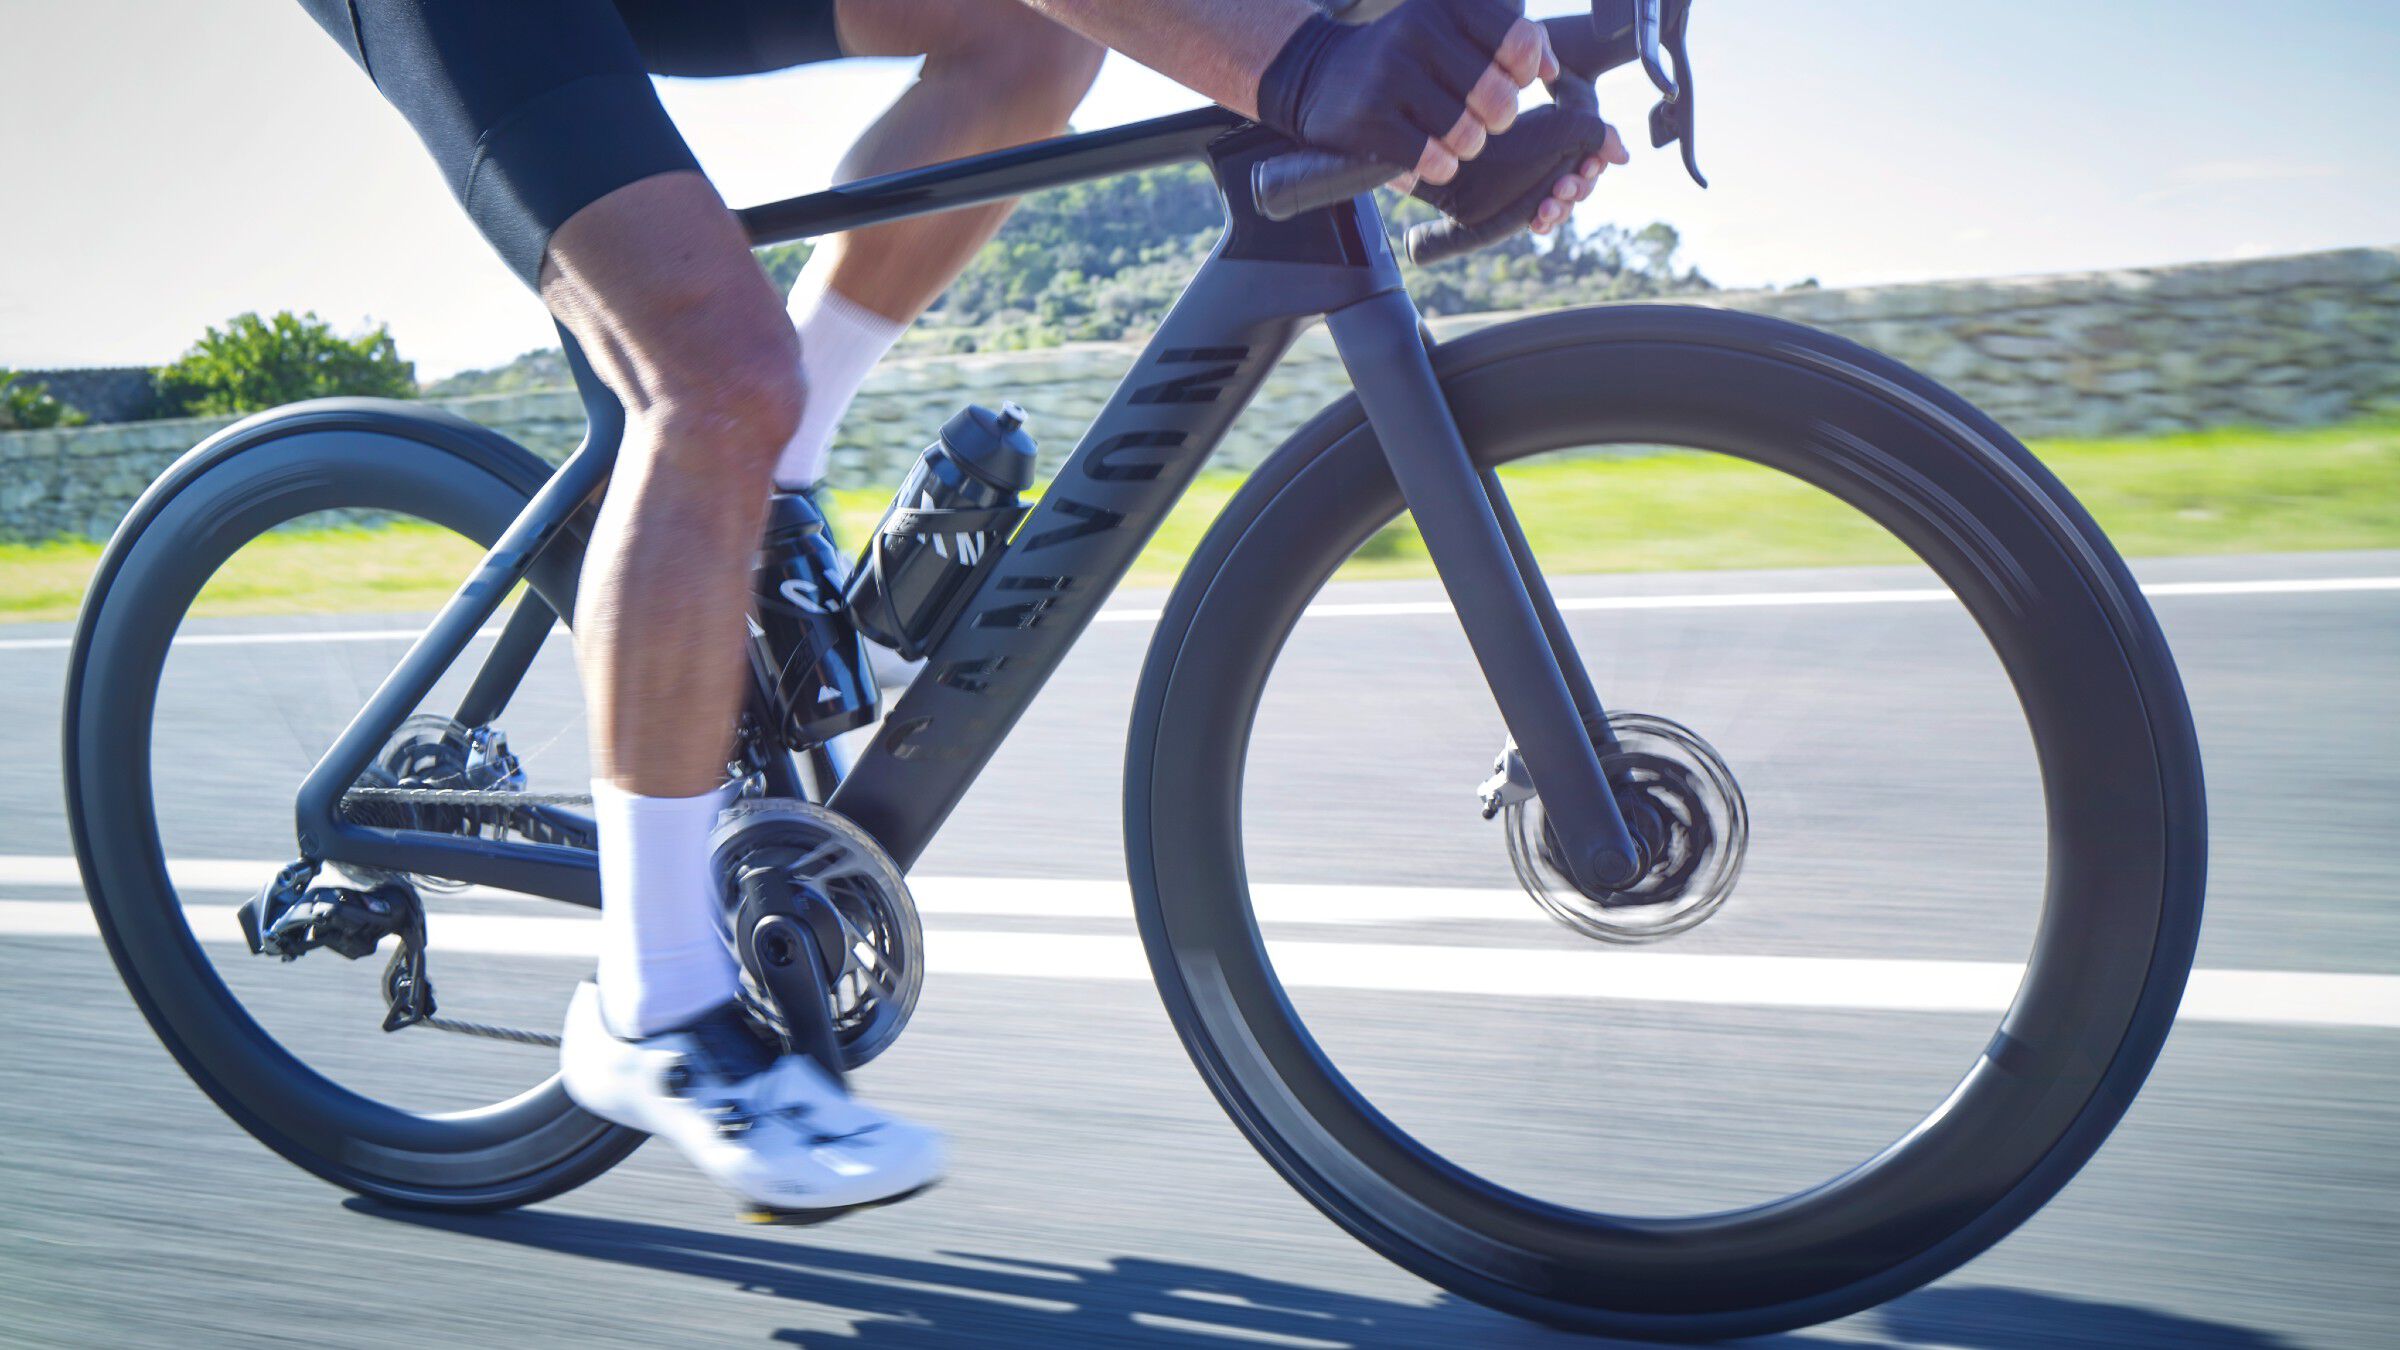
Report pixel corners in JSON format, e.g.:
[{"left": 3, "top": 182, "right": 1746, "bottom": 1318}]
[
  {"left": 9, "top": 366, "right": 168, "bottom": 425},
  {"left": 5, "top": 245, "right": 2393, "bottom": 542}
]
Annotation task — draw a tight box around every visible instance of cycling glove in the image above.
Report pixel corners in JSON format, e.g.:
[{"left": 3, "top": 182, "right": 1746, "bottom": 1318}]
[{"left": 1256, "top": 0, "right": 1527, "bottom": 170}]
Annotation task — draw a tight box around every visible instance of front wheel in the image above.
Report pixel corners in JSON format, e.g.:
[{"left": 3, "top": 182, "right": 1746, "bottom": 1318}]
[{"left": 1125, "top": 306, "right": 2205, "bottom": 1338}]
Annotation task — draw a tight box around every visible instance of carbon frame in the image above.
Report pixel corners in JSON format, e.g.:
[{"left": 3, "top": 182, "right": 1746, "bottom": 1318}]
[{"left": 293, "top": 109, "right": 1642, "bottom": 903}]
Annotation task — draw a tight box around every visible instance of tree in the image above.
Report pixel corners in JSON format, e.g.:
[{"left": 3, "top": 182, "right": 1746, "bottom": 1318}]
[
  {"left": 0, "top": 368, "right": 87, "bottom": 430},
  {"left": 157, "top": 311, "right": 417, "bottom": 416},
  {"left": 1629, "top": 222, "right": 1681, "bottom": 277}
]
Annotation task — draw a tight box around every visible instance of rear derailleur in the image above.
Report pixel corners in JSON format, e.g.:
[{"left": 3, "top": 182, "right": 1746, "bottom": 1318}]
[{"left": 240, "top": 861, "right": 437, "bottom": 1033}]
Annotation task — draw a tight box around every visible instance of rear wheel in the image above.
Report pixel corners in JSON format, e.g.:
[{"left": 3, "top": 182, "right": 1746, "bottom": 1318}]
[
  {"left": 62, "top": 404, "right": 641, "bottom": 1209},
  {"left": 1125, "top": 307, "right": 2206, "bottom": 1338}
]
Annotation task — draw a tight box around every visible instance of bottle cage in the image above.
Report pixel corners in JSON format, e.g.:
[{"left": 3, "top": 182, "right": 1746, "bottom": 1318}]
[{"left": 855, "top": 502, "right": 1028, "bottom": 661}]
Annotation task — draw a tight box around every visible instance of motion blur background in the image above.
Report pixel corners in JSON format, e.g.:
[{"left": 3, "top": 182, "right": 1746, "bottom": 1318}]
[{"left": 3, "top": 2, "right": 2395, "bottom": 1347}]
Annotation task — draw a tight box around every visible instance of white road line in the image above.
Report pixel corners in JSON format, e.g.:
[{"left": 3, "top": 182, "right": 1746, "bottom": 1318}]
[
  {"left": 2, "top": 900, "right": 2393, "bottom": 1030},
  {"left": 5, "top": 575, "right": 2395, "bottom": 651},
  {"left": 0, "top": 856, "right": 1545, "bottom": 925},
  {"left": 0, "top": 625, "right": 506, "bottom": 652}
]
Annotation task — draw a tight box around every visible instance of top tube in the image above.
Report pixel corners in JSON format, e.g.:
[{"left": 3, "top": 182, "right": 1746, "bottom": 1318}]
[{"left": 737, "top": 107, "right": 1245, "bottom": 247}]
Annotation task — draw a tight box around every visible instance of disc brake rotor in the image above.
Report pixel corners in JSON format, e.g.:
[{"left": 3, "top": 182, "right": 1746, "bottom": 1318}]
[{"left": 1494, "top": 711, "right": 1747, "bottom": 943}]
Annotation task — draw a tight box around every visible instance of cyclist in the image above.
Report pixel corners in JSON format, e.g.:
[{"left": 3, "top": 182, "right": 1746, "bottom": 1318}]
[{"left": 292, "top": 0, "right": 1623, "bottom": 1221}]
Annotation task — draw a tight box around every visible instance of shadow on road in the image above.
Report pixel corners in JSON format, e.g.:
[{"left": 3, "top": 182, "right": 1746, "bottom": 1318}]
[{"left": 345, "top": 1200, "right": 2289, "bottom": 1348}]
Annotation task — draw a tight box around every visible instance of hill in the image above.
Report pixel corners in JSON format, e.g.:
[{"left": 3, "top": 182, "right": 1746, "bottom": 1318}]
[{"left": 431, "top": 164, "right": 1712, "bottom": 396}]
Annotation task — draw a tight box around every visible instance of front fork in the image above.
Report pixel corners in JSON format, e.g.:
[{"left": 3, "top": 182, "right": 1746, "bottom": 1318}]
[{"left": 1324, "top": 289, "right": 1639, "bottom": 892}]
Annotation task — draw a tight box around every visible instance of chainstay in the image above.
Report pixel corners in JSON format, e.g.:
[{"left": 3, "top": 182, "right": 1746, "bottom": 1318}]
[{"left": 344, "top": 784, "right": 585, "bottom": 1045}]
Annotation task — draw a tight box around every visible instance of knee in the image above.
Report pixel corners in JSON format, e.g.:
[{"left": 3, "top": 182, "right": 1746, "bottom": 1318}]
[
  {"left": 636, "top": 342, "right": 805, "bottom": 488},
  {"left": 928, "top": 8, "right": 1102, "bottom": 120}
]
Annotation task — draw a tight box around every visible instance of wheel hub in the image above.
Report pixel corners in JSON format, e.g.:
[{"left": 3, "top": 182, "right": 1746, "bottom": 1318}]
[{"left": 1489, "top": 711, "right": 1747, "bottom": 943}]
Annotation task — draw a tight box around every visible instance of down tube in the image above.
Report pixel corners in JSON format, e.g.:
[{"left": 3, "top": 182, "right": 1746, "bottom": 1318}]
[{"left": 827, "top": 253, "right": 1386, "bottom": 869}]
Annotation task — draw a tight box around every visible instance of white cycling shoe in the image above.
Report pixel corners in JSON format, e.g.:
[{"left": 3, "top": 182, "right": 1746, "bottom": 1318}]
[{"left": 560, "top": 982, "right": 944, "bottom": 1222}]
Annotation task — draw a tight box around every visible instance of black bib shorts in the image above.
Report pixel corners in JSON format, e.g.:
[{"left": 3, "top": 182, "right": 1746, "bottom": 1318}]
[{"left": 297, "top": 1, "right": 846, "bottom": 287}]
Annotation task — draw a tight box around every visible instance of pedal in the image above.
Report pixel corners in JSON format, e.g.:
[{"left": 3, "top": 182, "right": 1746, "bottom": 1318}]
[{"left": 1476, "top": 739, "right": 1536, "bottom": 819}]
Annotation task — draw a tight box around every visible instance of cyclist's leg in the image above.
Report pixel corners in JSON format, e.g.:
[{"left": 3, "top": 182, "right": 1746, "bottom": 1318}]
[
  {"left": 771, "top": 0, "right": 1104, "bottom": 487},
  {"left": 539, "top": 171, "right": 797, "bottom": 799},
  {"left": 534, "top": 171, "right": 809, "bottom": 1056},
  {"left": 296, "top": 0, "right": 789, "bottom": 1033},
  {"left": 292, "top": 0, "right": 944, "bottom": 1215},
  {"left": 810, "top": 0, "right": 1102, "bottom": 319}
]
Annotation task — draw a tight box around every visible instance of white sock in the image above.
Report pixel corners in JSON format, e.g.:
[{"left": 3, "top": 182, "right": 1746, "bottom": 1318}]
[
  {"left": 592, "top": 779, "right": 742, "bottom": 1039},
  {"left": 774, "top": 253, "right": 907, "bottom": 491}
]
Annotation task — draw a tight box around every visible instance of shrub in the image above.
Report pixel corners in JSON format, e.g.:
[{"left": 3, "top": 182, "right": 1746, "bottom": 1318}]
[
  {"left": 0, "top": 369, "right": 88, "bottom": 430},
  {"left": 157, "top": 311, "right": 417, "bottom": 416},
  {"left": 756, "top": 241, "right": 815, "bottom": 299}
]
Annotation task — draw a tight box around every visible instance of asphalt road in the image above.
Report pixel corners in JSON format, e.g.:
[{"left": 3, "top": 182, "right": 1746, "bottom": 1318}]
[{"left": 3, "top": 551, "right": 2395, "bottom": 1348}]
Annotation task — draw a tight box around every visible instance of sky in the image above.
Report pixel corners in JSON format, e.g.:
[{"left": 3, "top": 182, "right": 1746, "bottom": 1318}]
[{"left": 2, "top": 0, "right": 2394, "bottom": 378}]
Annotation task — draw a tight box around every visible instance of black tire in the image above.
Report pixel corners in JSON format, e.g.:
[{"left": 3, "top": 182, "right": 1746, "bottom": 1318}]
[
  {"left": 62, "top": 400, "right": 642, "bottom": 1210},
  {"left": 1124, "top": 307, "right": 2206, "bottom": 1339}
]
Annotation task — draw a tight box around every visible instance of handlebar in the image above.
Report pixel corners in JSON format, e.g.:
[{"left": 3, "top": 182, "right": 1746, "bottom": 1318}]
[
  {"left": 1251, "top": 150, "right": 1406, "bottom": 224},
  {"left": 1249, "top": 0, "right": 1705, "bottom": 256}
]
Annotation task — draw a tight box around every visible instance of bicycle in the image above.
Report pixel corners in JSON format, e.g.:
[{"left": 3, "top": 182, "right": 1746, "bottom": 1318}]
[{"left": 63, "top": 1, "right": 2205, "bottom": 1338}]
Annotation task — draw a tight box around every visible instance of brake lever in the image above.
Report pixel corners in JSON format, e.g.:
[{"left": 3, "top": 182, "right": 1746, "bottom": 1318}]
[{"left": 1648, "top": 1, "right": 1706, "bottom": 187}]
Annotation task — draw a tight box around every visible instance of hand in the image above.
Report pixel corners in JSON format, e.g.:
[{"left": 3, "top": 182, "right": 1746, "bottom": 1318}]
[
  {"left": 1255, "top": 0, "right": 1559, "bottom": 186},
  {"left": 1405, "top": 109, "right": 1627, "bottom": 250},
  {"left": 1528, "top": 122, "right": 1629, "bottom": 236}
]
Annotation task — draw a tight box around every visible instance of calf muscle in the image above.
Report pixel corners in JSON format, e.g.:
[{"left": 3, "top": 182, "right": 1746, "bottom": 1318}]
[{"left": 540, "top": 171, "right": 801, "bottom": 795}]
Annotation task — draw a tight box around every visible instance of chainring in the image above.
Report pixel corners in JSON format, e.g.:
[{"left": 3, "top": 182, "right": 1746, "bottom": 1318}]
[{"left": 706, "top": 798, "right": 924, "bottom": 1068}]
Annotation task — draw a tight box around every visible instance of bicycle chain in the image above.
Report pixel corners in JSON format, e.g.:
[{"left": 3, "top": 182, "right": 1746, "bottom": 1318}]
[
  {"left": 343, "top": 786, "right": 593, "bottom": 807},
  {"left": 409, "top": 1015, "right": 563, "bottom": 1048}
]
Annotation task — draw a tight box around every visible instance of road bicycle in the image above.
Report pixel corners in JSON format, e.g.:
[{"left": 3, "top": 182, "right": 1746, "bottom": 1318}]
[{"left": 62, "top": 1, "right": 2205, "bottom": 1338}]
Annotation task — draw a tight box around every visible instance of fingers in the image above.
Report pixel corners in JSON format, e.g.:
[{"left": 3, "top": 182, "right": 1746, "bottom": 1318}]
[
  {"left": 1414, "top": 138, "right": 1461, "bottom": 187},
  {"left": 1468, "top": 18, "right": 1549, "bottom": 137},
  {"left": 1601, "top": 121, "right": 1630, "bottom": 166},
  {"left": 1462, "top": 62, "right": 1522, "bottom": 137},
  {"left": 1530, "top": 169, "right": 1583, "bottom": 234},
  {"left": 1420, "top": 11, "right": 1555, "bottom": 178},
  {"left": 1530, "top": 141, "right": 1615, "bottom": 237},
  {"left": 1439, "top": 13, "right": 1550, "bottom": 174},
  {"left": 1439, "top": 106, "right": 1489, "bottom": 166},
  {"left": 1491, "top": 16, "right": 1549, "bottom": 88}
]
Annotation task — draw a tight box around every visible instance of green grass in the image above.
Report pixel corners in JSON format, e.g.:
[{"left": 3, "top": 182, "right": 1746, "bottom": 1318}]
[{"left": 5, "top": 418, "right": 2395, "bottom": 625}]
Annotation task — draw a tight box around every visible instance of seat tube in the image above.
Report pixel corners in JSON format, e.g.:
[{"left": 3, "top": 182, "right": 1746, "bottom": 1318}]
[{"left": 1324, "top": 289, "right": 1640, "bottom": 890}]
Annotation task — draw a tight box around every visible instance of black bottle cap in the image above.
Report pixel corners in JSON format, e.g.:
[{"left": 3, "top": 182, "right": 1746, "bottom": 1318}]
[
  {"left": 762, "top": 486, "right": 830, "bottom": 540},
  {"left": 941, "top": 403, "right": 1038, "bottom": 493}
]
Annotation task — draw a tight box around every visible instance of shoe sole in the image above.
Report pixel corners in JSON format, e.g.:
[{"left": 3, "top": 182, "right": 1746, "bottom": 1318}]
[{"left": 736, "top": 1180, "right": 939, "bottom": 1226}]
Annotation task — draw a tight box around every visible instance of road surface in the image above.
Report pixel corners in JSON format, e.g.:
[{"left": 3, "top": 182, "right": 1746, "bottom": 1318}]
[{"left": 3, "top": 551, "right": 2394, "bottom": 1348}]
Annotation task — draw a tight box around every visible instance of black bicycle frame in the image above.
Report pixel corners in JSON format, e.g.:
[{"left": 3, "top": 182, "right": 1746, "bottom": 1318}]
[{"left": 293, "top": 108, "right": 1643, "bottom": 904}]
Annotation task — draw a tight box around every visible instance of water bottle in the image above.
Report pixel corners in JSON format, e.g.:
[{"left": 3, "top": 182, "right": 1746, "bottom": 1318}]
[
  {"left": 845, "top": 402, "right": 1037, "bottom": 659},
  {"left": 749, "top": 489, "right": 878, "bottom": 747}
]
